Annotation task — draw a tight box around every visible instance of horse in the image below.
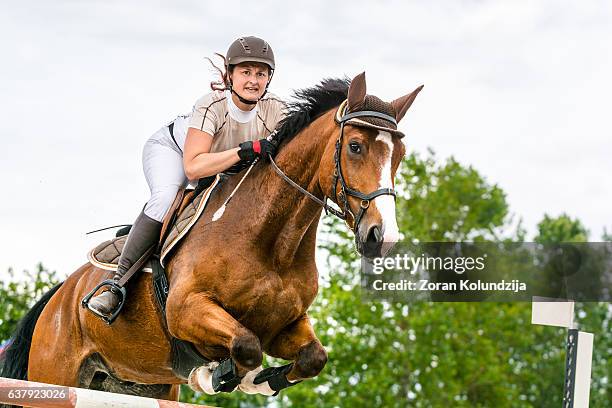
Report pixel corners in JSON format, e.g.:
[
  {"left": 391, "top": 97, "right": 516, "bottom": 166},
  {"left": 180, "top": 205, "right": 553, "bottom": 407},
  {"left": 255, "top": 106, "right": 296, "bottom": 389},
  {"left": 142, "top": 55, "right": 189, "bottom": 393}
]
[{"left": 0, "top": 72, "right": 422, "bottom": 400}]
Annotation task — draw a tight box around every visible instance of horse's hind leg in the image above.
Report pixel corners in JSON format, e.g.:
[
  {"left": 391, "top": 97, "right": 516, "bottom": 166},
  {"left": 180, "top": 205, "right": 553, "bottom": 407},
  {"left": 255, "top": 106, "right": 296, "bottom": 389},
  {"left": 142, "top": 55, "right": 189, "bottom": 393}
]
[
  {"left": 28, "top": 343, "right": 86, "bottom": 387},
  {"left": 26, "top": 270, "right": 97, "bottom": 388},
  {"left": 238, "top": 313, "right": 327, "bottom": 396},
  {"left": 28, "top": 321, "right": 89, "bottom": 387}
]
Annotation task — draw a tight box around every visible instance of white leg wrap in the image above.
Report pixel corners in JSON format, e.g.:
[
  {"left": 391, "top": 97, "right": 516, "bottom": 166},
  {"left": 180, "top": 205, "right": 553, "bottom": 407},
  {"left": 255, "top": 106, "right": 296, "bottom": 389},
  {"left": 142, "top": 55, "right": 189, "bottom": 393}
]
[
  {"left": 237, "top": 366, "right": 276, "bottom": 396},
  {"left": 188, "top": 362, "right": 220, "bottom": 395}
]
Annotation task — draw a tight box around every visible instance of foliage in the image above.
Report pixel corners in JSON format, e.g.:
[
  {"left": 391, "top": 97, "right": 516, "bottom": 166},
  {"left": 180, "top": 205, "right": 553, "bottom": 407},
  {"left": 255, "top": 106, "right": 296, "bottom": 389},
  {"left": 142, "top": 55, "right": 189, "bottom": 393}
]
[
  {"left": 397, "top": 149, "right": 516, "bottom": 242},
  {"left": 535, "top": 214, "right": 589, "bottom": 244},
  {"left": 0, "top": 263, "right": 59, "bottom": 343}
]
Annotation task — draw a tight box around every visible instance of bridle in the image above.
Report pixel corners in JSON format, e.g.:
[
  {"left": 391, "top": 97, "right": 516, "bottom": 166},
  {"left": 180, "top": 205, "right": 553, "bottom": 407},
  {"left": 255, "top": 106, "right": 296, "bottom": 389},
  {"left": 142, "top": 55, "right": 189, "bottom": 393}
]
[{"left": 268, "top": 100, "right": 398, "bottom": 234}]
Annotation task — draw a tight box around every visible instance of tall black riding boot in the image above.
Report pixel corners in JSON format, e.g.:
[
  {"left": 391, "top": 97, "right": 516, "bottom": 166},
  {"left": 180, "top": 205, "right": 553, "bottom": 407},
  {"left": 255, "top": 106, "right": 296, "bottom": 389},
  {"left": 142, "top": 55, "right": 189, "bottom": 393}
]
[{"left": 87, "top": 210, "right": 162, "bottom": 317}]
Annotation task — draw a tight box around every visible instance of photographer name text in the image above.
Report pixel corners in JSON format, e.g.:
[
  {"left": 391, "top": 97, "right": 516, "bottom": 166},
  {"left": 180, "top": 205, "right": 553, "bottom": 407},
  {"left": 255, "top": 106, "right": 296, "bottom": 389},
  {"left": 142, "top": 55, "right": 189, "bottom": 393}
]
[{"left": 371, "top": 279, "right": 527, "bottom": 292}]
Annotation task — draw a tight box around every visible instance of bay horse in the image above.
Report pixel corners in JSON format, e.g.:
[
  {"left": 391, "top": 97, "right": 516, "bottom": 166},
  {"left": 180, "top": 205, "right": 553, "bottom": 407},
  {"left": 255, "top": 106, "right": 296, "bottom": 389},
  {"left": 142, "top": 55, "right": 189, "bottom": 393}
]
[{"left": 0, "top": 72, "right": 422, "bottom": 400}]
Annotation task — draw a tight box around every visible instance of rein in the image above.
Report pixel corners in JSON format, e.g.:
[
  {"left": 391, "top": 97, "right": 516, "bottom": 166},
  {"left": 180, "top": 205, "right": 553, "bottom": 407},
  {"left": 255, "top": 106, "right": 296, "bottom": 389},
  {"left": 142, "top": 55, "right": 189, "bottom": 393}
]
[
  {"left": 268, "top": 101, "right": 397, "bottom": 232},
  {"left": 269, "top": 157, "right": 345, "bottom": 218}
]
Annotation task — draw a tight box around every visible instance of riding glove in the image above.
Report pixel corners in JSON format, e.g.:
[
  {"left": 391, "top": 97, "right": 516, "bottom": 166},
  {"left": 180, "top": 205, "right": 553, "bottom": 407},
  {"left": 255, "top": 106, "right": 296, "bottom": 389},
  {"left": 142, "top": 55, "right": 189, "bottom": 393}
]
[{"left": 238, "top": 138, "right": 278, "bottom": 162}]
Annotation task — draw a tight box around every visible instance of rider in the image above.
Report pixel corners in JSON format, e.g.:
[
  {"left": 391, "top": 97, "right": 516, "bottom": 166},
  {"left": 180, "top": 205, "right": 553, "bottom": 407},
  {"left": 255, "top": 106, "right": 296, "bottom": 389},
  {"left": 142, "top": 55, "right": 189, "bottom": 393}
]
[{"left": 87, "top": 36, "right": 285, "bottom": 319}]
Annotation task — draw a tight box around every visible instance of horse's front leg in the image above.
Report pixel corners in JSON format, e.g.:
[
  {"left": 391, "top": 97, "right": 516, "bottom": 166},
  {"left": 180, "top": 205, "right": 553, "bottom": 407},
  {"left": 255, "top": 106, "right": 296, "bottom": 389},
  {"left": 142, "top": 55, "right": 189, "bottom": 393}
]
[
  {"left": 165, "top": 291, "right": 262, "bottom": 394},
  {"left": 238, "top": 313, "right": 328, "bottom": 396}
]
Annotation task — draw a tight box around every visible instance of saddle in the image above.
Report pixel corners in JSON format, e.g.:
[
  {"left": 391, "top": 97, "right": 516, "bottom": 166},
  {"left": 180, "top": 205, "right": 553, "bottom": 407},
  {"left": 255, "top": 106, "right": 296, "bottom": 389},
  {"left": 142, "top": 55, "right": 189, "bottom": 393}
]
[
  {"left": 86, "top": 174, "right": 223, "bottom": 379},
  {"left": 88, "top": 175, "right": 222, "bottom": 271}
]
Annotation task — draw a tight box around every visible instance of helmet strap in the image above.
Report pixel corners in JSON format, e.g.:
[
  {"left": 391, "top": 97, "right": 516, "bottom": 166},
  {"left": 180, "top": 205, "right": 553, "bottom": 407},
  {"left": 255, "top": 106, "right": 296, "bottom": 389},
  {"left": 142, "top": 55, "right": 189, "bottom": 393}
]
[
  {"left": 260, "top": 70, "right": 273, "bottom": 99},
  {"left": 230, "top": 89, "right": 258, "bottom": 105}
]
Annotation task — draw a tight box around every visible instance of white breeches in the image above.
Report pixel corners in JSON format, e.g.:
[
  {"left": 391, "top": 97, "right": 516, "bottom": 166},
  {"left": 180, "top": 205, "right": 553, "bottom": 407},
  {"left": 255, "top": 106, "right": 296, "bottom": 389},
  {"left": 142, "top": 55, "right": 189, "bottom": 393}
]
[{"left": 142, "top": 127, "right": 187, "bottom": 222}]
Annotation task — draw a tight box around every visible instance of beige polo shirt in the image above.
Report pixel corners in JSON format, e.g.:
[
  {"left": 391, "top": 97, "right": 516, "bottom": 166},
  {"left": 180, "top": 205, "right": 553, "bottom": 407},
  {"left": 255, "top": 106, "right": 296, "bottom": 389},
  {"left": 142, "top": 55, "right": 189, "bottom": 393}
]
[{"left": 186, "top": 90, "right": 285, "bottom": 153}]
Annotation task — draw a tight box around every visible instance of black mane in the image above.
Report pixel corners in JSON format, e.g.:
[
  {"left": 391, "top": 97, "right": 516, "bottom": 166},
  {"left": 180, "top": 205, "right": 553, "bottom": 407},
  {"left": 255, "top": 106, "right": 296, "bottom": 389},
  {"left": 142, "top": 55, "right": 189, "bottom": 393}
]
[{"left": 273, "top": 77, "right": 350, "bottom": 147}]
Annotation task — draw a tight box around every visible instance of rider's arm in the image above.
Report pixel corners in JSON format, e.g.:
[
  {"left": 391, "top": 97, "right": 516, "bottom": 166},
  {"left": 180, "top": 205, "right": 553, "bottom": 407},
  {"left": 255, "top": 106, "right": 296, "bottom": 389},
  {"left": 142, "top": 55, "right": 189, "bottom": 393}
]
[{"left": 182, "top": 127, "right": 241, "bottom": 181}]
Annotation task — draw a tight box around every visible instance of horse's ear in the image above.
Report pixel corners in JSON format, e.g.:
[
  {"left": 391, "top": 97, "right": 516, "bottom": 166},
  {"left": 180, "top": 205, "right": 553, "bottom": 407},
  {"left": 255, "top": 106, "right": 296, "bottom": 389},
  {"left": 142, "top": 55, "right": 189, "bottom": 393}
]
[
  {"left": 391, "top": 85, "right": 424, "bottom": 123},
  {"left": 347, "top": 72, "right": 367, "bottom": 111}
]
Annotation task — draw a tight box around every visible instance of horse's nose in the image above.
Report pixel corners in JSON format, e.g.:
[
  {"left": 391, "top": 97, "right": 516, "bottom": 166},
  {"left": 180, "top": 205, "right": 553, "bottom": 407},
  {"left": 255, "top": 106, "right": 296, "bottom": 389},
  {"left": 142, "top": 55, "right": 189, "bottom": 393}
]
[
  {"left": 366, "top": 225, "right": 383, "bottom": 244},
  {"left": 362, "top": 225, "right": 384, "bottom": 258}
]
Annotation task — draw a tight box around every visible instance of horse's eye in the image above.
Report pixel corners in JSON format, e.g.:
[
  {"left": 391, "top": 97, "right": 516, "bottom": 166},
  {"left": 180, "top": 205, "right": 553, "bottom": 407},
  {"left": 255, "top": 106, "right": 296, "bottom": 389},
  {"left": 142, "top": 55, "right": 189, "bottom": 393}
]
[{"left": 349, "top": 142, "right": 361, "bottom": 154}]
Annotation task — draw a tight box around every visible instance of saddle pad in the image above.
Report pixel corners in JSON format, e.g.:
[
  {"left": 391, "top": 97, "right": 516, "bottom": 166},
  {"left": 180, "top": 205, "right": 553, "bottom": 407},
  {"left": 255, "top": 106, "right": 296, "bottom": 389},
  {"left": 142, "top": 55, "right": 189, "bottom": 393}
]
[
  {"left": 160, "top": 174, "right": 221, "bottom": 266},
  {"left": 88, "top": 235, "right": 154, "bottom": 273},
  {"left": 87, "top": 174, "right": 221, "bottom": 271}
]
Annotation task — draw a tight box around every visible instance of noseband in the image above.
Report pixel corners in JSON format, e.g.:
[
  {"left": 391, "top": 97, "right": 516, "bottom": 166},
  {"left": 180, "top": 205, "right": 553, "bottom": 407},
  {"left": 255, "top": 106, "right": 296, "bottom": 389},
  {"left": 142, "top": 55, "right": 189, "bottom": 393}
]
[{"left": 269, "top": 101, "right": 398, "bottom": 234}]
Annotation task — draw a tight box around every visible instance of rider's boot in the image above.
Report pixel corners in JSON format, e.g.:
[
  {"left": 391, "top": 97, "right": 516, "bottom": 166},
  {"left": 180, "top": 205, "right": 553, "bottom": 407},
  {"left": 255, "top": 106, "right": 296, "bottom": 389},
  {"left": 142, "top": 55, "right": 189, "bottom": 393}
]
[{"left": 88, "top": 210, "right": 162, "bottom": 317}]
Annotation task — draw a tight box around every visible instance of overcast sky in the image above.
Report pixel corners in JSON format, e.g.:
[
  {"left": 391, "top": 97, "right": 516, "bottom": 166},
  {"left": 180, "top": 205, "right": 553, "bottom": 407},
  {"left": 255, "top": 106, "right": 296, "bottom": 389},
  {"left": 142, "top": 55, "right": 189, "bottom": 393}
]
[{"left": 1, "top": 0, "right": 610, "bottom": 279}]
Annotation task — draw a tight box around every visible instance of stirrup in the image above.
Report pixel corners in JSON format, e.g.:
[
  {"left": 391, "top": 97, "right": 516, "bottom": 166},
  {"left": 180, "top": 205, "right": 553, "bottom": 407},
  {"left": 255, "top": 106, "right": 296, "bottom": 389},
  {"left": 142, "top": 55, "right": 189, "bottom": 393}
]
[{"left": 81, "top": 279, "right": 127, "bottom": 325}]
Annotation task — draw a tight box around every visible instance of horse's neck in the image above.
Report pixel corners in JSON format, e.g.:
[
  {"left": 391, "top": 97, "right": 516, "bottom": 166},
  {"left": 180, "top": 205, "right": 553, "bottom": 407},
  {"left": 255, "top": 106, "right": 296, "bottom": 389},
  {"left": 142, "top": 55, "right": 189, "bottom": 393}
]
[{"left": 247, "top": 112, "right": 336, "bottom": 269}]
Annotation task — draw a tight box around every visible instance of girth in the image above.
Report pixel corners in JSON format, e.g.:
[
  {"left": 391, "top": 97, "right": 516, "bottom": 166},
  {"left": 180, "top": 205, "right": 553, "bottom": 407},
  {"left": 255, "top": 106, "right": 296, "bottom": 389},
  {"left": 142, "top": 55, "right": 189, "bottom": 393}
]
[{"left": 151, "top": 255, "right": 211, "bottom": 379}]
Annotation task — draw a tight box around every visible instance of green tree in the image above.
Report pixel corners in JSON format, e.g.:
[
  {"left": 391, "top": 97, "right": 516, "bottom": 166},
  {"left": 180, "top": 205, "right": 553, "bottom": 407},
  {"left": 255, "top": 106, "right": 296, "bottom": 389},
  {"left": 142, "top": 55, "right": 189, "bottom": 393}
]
[
  {"left": 398, "top": 149, "right": 516, "bottom": 242},
  {"left": 535, "top": 213, "right": 589, "bottom": 244},
  {"left": 0, "top": 263, "right": 59, "bottom": 343},
  {"left": 602, "top": 228, "right": 611, "bottom": 242}
]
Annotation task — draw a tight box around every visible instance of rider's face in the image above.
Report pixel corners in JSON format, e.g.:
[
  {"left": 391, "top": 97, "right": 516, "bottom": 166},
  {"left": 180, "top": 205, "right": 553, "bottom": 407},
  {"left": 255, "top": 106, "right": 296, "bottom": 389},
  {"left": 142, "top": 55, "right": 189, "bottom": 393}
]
[{"left": 229, "top": 62, "right": 270, "bottom": 101}]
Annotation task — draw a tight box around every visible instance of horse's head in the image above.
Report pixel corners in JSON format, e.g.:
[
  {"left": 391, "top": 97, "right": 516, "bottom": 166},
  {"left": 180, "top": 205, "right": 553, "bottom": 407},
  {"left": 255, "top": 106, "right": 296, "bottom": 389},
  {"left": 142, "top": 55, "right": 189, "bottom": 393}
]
[{"left": 319, "top": 72, "right": 423, "bottom": 258}]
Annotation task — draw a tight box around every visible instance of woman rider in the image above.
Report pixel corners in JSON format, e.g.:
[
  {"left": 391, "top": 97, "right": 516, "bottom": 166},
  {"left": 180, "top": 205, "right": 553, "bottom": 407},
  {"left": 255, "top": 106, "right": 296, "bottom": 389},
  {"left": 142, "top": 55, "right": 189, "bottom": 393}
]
[{"left": 87, "top": 36, "right": 285, "bottom": 319}]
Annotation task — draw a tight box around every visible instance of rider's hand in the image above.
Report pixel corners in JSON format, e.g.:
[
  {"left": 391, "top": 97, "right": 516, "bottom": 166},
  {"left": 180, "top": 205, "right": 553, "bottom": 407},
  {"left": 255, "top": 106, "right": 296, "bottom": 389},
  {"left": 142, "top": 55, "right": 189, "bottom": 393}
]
[{"left": 238, "top": 138, "right": 278, "bottom": 162}]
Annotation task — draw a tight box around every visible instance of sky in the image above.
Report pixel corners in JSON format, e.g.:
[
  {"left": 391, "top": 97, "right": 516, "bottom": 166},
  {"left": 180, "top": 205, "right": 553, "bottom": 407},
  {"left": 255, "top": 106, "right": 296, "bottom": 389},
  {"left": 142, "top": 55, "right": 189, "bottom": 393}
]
[{"left": 1, "top": 0, "right": 610, "bottom": 280}]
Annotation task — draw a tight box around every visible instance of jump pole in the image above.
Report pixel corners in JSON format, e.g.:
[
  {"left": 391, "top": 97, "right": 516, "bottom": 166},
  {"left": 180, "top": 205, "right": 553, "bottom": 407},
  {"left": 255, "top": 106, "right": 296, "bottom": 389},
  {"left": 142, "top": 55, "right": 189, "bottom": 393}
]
[
  {"left": 532, "top": 298, "right": 594, "bottom": 408},
  {"left": 0, "top": 377, "right": 215, "bottom": 408}
]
